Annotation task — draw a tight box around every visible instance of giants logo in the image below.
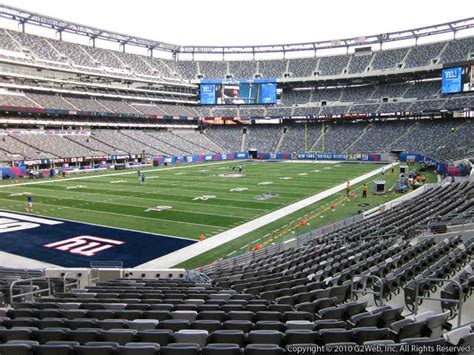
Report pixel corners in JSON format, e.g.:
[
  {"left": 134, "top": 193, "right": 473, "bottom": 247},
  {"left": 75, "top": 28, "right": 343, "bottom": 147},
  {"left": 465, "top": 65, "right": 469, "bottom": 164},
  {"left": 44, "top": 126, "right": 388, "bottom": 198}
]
[
  {"left": 0, "top": 211, "right": 62, "bottom": 233},
  {"left": 44, "top": 236, "right": 125, "bottom": 257},
  {"left": 445, "top": 69, "right": 459, "bottom": 79}
]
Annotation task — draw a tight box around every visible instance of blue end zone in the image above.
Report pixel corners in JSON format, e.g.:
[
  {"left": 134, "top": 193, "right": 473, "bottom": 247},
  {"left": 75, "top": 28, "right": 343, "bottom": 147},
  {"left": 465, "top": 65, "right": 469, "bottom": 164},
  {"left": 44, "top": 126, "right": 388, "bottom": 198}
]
[{"left": 0, "top": 210, "right": 196, "bottom": 268}]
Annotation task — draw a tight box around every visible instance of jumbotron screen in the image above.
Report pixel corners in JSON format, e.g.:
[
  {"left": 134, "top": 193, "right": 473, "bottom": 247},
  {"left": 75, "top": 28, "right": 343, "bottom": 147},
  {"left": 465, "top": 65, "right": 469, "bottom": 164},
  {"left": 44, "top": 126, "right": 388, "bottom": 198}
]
[
  {"left": 441, "top": 65, "right": 473, "bottom": 94},
  {"left": 200, "top": 79, "right": 277, "bottom": 105}
]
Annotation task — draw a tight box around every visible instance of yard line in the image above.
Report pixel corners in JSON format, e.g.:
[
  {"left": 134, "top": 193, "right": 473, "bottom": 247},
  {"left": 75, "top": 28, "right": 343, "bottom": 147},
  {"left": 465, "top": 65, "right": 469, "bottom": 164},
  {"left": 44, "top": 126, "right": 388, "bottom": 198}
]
[
  {"left": 0, "top": 204, "right": 197, "bottom": 242},
  {"left": 80, "top": 180, "right": 307, "bottom": 200},
  {"left": 0, "top": 189, "right": 253, "bottom": 220},
  {"left": 10, "top": 185, "right": 275, "bottom": 212},
  {"left": 0, "top": 197, "right": 229, "bottom": 230},
  {"left": 60, "top": 182, "right": 284, "bottom": 206}
]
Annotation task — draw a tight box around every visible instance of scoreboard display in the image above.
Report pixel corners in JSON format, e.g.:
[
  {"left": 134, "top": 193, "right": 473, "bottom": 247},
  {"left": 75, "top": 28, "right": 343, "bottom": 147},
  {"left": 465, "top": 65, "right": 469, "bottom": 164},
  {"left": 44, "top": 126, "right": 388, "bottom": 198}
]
[
  {"left": 442, "top": 64, "right": 473, "bottom": 94},
  {"left": 200, "top": 79, "right": 277, "bottom": 105}
]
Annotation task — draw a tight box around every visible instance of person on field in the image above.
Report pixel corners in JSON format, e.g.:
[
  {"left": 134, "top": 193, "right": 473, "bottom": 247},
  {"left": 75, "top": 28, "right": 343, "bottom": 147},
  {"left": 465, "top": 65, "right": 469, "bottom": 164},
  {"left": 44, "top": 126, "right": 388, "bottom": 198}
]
[
  {"left": 362, "top": 183, "right": 368, "bottom": 198},
  {"left": 346, "top": 180, "right": 351, "bottom": 197},
  {"left": 26, "top": 193, "right": 33, "bottom": 212},
  {"left": 141, "top": 173, "right": 145, "bottom": 185}
]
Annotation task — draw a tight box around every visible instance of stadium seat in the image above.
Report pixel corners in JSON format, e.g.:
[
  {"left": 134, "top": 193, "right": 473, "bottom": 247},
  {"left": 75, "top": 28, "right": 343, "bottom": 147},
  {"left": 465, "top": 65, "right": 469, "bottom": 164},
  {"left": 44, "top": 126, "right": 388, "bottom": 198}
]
[
  {"left": 248, "top": 330, "right": 284, "bottom": 346},
  {"left": 116, "top": 343, "right": 160, "bottom": 355},
  {"left": 244, "top": 344, "right": 285, "bottom": 355},
  {"left": 173, "top": 329, "right": 209, "bottom": 346},
  {"left": 33, "top": 344, "right": 75, "bottom": 355},
  {"left": 136, "top": 329, "right": 172, "bottom": 345},
  {"left": 208, "top": 330, "right": 246, "bottom": 347},
  {"left": 159, "top": 343, "right": 200, "bottom": 355},
  {"left": 202, "top": 343, "right": 241, "bottom": 355}
]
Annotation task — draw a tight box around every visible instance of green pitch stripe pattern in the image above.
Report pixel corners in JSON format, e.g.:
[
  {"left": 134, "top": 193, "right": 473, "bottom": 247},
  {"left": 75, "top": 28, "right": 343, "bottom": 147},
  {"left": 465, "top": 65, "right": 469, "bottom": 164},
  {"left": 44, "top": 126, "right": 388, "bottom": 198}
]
[{"left": 0, "top": 161, "right": 377, "bottom": 240}]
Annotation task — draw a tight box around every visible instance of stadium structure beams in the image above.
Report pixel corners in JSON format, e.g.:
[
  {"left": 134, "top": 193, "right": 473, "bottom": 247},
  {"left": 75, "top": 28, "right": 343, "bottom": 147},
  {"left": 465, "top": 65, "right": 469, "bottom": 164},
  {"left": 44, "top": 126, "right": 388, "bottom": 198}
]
[
  {"left": 0, "top": 4, "right": 472, "bottom": 56},
  {"left": 0, "top": 4, "right": 178, "bottom": 53}
]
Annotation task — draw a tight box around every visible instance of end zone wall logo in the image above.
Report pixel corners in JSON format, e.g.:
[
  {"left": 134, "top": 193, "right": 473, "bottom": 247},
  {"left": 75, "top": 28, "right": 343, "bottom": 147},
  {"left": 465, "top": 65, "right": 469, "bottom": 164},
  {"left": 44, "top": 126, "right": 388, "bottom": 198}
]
[{"left": 0, "top": 210, "right": 195, "bottom": 267}]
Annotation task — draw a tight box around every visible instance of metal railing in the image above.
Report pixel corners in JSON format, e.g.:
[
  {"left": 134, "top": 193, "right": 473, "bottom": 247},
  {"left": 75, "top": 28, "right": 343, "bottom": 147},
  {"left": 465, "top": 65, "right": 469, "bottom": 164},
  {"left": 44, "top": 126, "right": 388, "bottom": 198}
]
[
  {"left": 63, "top": 272, "right": 81, "bottom": 293},
  {"left": 350, "top": 274, "right": 385, "bottom": 307},
  {"left": 9, "top": 277, "right": 52, "bottom": 304},
  {"left": 412, "top": 277, "right": 464, "bottom": 328},
  {"left": 185, "top": 270, "right": 213, "bottom": 285},
  {"left": 88, "top": 268, "right": 100, "bottom": 286},
  {"left": 196, "top": 213, "right": 363, "bottom": 275}
]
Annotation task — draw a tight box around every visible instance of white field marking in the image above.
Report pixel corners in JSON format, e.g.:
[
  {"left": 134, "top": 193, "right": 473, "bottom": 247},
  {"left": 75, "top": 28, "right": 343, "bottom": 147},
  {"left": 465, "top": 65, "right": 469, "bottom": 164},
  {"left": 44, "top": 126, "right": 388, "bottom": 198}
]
[
  {"left": 0, "top": 161, "right": 233, "bottom": 189},
  {"left": 199, "top": 170, "right": 209, "bottom": 172},
  {"left": 17, "top": 185, "right": 272, "bottom": 213},
  {"left": 312, "top": 170, "right": 321, "bottom": 173},
  {"left": 174, "top": 172, "right": 186, "bottom": 175},
  {"left": 279, "top": 177, "right": 293, "bottom": 180},
  {"left": 297, "top": 173, "right": 308, "bottom": 176},
  {"left": 0, "top": 197, "right": 226, "bottom": 230},
  {"left": 240, "top": 243, "right": 250, "bottom": 250},
  {"left": 9, "top": 192, "right": 27, "bottom": 197},
  {"left": 226, "top": 251, "right": 237, "bottom": 257},
  {"left": 145, "top": 206, "right": 173, "bottom": 212},
  {"left": 110, "top": 180, "right": 127, "bottom": 184},
  {"left": 65, "top": 185, "right": 87, "bottom": 190},
  {"left": 147, "top": 176, "right": 160, "bottom": 179},
  {"left": 0, "top": 207, "right": 195, "bottom": 242},
  {"left": 0, "top": 211, "right": 63, "bottom": 225},
  {"left": 137, "top": 162, "right": 398, "bottom": 268},
  {"left": 258, "top": 181, "right": 273, "bottom": 185},
  {"left": 230, "top": 187, "right": 248, "bottom": 192},
  {"left": 192, "top": 195, "right": 216, "bottom": 201},
  {"left": 2, "top": 188, "right": 255, "bottom": 219},
  {"left": 323, "top": 167, "right": 332, "bottom": 169}
]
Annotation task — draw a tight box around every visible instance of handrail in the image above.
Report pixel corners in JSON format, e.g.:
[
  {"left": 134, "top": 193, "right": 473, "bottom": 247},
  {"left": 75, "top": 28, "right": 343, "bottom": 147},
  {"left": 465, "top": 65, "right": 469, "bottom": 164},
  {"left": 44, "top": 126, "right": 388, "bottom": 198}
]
[
  {"left": 351, "top": 274, "right": 385, "bottom": 307},
  {"left": 9, "top": 276, "right": 52, "bottom": 304},
  {"left": 88, "top": 268, "right": 100, "bottom": 285},
  {"left": 413, "top": 277, "right": 464, "bottom": 328},
  {"left": 196, "top": 213, "right": 364, "bottom": 274},
  {"left": 63, "top": 272, "right": 81, "bottom": 293}
]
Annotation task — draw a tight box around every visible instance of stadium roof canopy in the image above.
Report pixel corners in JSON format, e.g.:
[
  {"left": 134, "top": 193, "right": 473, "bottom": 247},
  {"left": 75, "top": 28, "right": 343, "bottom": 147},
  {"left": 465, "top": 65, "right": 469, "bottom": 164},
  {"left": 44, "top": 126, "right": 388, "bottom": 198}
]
[{"left": 0, "top": 3, "right": 473, "bottom": 56}]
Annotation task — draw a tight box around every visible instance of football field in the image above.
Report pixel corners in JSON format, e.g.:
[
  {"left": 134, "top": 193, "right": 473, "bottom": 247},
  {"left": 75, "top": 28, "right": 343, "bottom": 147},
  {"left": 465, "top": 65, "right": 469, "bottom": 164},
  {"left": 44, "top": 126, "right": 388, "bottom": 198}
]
[{"left": 0, "top": 161, "right": 378, "bottom": 241}]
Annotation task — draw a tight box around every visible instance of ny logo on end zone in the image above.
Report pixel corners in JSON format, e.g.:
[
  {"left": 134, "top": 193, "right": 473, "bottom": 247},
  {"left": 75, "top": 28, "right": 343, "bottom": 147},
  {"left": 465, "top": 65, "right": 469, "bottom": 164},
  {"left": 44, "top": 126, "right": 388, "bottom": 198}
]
[
  {"left": 44, "top": 236, "right": 125, "bottom": 257},
  {"left": 0, "top": 212, "right": 125, "bottom": 257}
]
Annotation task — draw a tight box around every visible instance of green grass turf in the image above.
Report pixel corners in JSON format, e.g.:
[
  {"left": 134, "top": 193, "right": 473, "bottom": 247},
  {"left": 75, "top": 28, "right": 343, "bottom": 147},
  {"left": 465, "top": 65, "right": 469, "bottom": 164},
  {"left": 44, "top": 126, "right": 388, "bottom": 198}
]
[
  {"left": 177, "top": 163, "right": 438, "bottom": 269},
  {"left": 0, "top": 161, "right": 378, "bottom": 241}
]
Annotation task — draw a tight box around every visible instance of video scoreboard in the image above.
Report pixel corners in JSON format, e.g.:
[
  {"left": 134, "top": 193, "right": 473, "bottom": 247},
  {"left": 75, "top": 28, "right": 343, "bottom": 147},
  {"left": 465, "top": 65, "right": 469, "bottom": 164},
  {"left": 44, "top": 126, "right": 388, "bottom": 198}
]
[{"left": 200, "top": 78, "right": 277, "bottom": 105}]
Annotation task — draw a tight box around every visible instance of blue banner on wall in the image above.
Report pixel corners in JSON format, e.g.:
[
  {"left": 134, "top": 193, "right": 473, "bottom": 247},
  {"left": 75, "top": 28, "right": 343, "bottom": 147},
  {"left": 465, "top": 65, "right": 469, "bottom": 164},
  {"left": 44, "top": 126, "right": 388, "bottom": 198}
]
[{"left": 441, "top": 67, "right": 463, "bottom": 94}]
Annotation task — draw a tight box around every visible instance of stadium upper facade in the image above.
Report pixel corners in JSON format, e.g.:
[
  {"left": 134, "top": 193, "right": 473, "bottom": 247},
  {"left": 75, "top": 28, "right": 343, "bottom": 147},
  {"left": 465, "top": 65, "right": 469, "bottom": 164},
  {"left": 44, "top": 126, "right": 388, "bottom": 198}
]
[{"left": 0, "top": 3, "right": 472, "bottom": 122}]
